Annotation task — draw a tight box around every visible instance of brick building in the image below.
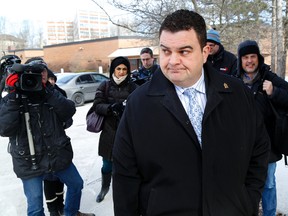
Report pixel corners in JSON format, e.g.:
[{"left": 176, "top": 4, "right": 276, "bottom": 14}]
[{"left": 43, "top": 36, "right": 157, "bottom": 73}]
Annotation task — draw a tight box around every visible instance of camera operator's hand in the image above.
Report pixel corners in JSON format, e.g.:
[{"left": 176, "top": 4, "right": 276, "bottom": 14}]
[
  {"left": 110, "top": 102, "right": 124, "bottom": 117},
  {"left": 6, "top": 73, "right": 19, "bottom": 92},
  {"left": 40, "top": 81, "right": 53, "bottom": 99}
]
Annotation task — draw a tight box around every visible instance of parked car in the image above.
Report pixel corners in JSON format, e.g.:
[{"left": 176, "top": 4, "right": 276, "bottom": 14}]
[{"left": 56, "top": 72, "right": 109, "bottom": 106}]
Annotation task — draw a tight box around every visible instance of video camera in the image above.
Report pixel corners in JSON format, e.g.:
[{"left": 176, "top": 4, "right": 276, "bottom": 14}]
[{"left": 11, "top": 62, "right": 46, "bottom": 92}]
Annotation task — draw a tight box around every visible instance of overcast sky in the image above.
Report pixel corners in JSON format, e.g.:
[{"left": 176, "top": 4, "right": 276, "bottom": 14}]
[{"left": 0, "top": 0, "right": 119, "bottom": 22}]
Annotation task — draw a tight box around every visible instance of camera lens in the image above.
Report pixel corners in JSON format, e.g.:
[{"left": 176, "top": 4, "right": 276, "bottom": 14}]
[
  {"left": 24, "top": 76, "right": 38, "bottom": 87},
  {"left": 20, "top": 73, "right": 43, "bottom": 92}
]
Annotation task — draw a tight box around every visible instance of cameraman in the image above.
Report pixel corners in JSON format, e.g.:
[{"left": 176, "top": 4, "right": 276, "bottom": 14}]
[{"left": 0, "top": 59, "right": 95, "bottom": 216}]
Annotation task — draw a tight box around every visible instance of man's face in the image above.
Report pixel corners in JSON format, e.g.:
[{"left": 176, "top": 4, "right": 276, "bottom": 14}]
[
  {"left": 207, "top": 42, "right": 219, "bottom": 55},
  {"left": 241, "top": 53, "right": 259, "bottom": 74},
  {"left": 41, "top": 68, "right": 48, "bottom": 83},
  {"left": 140, "top": 53, "right": 154, "bottom": 69},
  {"left": 159, "top": 29, "right": 209, "bottom": 88}
]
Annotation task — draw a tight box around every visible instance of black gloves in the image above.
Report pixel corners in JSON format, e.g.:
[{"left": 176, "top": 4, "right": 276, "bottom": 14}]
[
  {"left": 41, "top": 81, "right": 53, "bottom": 99},
  {"left": 110, "top": 102, "right": 124, "bottom": 117}
]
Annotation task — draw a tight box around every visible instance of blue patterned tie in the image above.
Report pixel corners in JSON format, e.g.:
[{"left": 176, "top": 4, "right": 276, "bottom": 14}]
[{"left": 185, "top": 88, "right": 203, "bottom": 145}]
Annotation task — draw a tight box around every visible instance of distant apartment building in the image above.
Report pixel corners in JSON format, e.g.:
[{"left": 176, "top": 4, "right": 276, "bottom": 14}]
[
  {"left": 46, "top": 20, "right": 74, "bottom": 45},
  {"left": 46, "top": 9, "right": 110, "bottom": 45},
  {"left": 74, "top": 9, "right": 110, "bottom": 40}
]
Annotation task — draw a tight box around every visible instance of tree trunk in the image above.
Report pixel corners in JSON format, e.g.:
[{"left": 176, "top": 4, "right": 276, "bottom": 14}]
[
  {"left": 191, "top": 0, "right": 198, "bottom": 13},
  {"left": 283, "top": 0, "right": 288, "bottom": 78},
  {"left": 276, "top": 0, "right": 285, "bottom": 78},
  {"left": 271, "top": 0, "right": 277, "bottom": 73}
]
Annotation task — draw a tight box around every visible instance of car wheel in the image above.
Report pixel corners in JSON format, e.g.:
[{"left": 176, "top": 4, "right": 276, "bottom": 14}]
[{"left": 72, "top": 93, "right": 84, "bottom": 106}]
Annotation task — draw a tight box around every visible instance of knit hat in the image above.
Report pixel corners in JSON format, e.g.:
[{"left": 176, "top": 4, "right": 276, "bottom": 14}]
[
  {"left": 237, "top": 40, "right": 264, "bottom": 75},
  {"left": 207, "top": 29, "right": 221, "bottom": 45},
  {"left": 109, "top": 56, "right": 131, "bottom": 78},
  {"left": 238, "top": 40, "right": 260, "bottom": 58}
]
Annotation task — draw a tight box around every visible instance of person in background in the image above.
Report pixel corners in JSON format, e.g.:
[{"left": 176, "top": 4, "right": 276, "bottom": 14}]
[
  {"left": 0, "top": 55, "right": 21, "bottom": 100},
  {"left": 92, "top": 56, "right": 137, "bottom": 203},
  {"left": 48, "top": 69, "right": 67, "bottom": 97},
  {"left": 206, "top": 28, "right": 237, "bottom": 75},
  {"left": 0, "top": 58, "right": 95, "bottom": 216},
  {"left": 131, "top": 47, "right": 159, "bottom": 85},
  {"left": 112, "top": 9, "right": 270, "bottom": 216},
  {"left": 236, "top": 40, "right": 288, "bottom": 216}
]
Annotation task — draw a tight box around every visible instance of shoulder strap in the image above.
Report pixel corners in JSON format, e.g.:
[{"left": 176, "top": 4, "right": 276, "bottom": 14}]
[{"left": 104, "top": 80, "right": 109, "bottom": 97}]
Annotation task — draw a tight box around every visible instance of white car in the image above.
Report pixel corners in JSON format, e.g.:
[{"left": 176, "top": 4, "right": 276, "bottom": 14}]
[{"left": 56, "top": 72, "right": 109, "bottom": 106}]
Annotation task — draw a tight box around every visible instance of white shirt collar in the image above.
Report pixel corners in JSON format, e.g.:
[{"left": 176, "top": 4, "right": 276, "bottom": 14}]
[{"left": 175, "top": 69, "right": 205, "bottom": 94}]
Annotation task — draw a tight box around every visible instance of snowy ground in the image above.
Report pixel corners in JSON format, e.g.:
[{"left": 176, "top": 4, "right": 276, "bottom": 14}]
[{"left": 0, "top": 102, "right": 287, "bottom": 215}]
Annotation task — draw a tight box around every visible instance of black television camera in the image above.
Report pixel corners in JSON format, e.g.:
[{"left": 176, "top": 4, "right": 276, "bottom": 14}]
[{"left": 11, "top": 62, "right": 46, "bottom": 92}]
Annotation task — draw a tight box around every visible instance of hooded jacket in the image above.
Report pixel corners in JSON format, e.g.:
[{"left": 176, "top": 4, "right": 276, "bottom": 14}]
[
  {"left": 93, "top": 56, "right": 138, "bottom": 160},
  {"left": 236, "top": 40, "right": 288, "bottom": 162}
]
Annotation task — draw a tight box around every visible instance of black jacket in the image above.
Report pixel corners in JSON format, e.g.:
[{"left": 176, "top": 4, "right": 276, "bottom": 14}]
[
  {"left": 93, "top": 76, "right": 137, "bottom": 160},
  {"left": 236, "top": 63, "right": 288, "bottom": 162},
  {"left": 207, "top": 44, "right": 237, "bottom": 75},
  {"left": 0, "top": 84, "right": 76, "bottom": 179},
  {"left": 113, "top": 63, "right": 270, "bottom": 216}
]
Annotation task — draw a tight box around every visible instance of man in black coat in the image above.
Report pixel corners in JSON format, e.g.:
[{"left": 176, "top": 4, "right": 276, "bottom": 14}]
[
  {"left": 206, "top": 28, "right": 237, "bottom": 76},
  {"left": 112, "top": 10, "right": 270, "bottom": 216},
  {"left": 236, "top": 39, "right": 288, "bottom": 216}
]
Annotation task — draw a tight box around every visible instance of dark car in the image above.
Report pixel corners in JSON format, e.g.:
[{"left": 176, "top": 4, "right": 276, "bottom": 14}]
[{"left": 56, "top": 72, "right": 109, "bottom": 106}]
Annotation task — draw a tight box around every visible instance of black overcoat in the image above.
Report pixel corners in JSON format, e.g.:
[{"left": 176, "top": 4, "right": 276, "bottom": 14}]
[{"left": 112, "top": 63, "right": 270, "bottom": 216}]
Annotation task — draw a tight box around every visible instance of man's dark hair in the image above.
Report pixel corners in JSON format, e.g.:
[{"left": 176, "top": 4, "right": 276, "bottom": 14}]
[
  {"left": 159, "top": 9, "right": 207, "bottom": 49},
  {"left": 140, "top": 47, "right": 153, "bottom": 57}
]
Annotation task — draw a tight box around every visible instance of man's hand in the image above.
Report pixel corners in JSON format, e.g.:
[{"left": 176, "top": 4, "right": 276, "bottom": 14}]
[
  {"left": 6, "top": 73, "right": 19, "bottom": 88},
  {"left": 263, "top": 80, "right": 273, "bottom": 96},
  {"left": 6, "top": 73, "right": 19, "bottom": 92}
]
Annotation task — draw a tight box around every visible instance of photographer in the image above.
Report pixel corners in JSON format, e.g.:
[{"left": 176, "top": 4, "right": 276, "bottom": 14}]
[
  {"left": 0, "top": 59, "right": 95, "bottom": 216},
  {"left": 92, "top": 56, "right": 137, "bottom": 203}
]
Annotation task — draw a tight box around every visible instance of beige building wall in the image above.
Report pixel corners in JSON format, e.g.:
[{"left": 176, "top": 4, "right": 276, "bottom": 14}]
[
  {"left": 7, "top": 49, "right": 44, "bottom": 64},
  {"left": 43, "top": 36, "right": 156, "bottom": 73}
]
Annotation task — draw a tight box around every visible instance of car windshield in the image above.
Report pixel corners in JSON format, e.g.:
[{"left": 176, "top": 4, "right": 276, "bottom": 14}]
[{"left": 56, "top": 74, "right": 76, "bottom": 84}]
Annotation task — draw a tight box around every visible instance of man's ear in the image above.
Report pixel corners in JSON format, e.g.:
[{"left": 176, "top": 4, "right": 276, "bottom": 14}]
[{"left": 202, "top": 45, "right": 210, "bottom": 63}]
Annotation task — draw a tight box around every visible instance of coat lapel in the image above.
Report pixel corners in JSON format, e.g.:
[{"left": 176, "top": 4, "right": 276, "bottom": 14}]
[
  {"left": 203, "top": 63, "right": 233, "bottom": 122},
  {"left": 148, "top": 70, "right": 202, "bottom": 150}
]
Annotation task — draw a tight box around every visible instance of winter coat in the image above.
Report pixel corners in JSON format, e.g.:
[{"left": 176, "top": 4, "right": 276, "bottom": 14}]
[
  {"left": 93, "top": 74, "right": 137, "bottom": 160},
  {"left": 0, "top": 84, "right": 76, "bottom": 179},
  {"left": 132, "top": 64, "right": 160, "bottom": 85},
  {"left": 112, "top": 63, "right": 270, "bottom": 216},
  {"left": 236, "top": 54, "right": 288, "bottom": 163},
  {"left": 207, "top": 44, "right": 237, "bottom": 75}
]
